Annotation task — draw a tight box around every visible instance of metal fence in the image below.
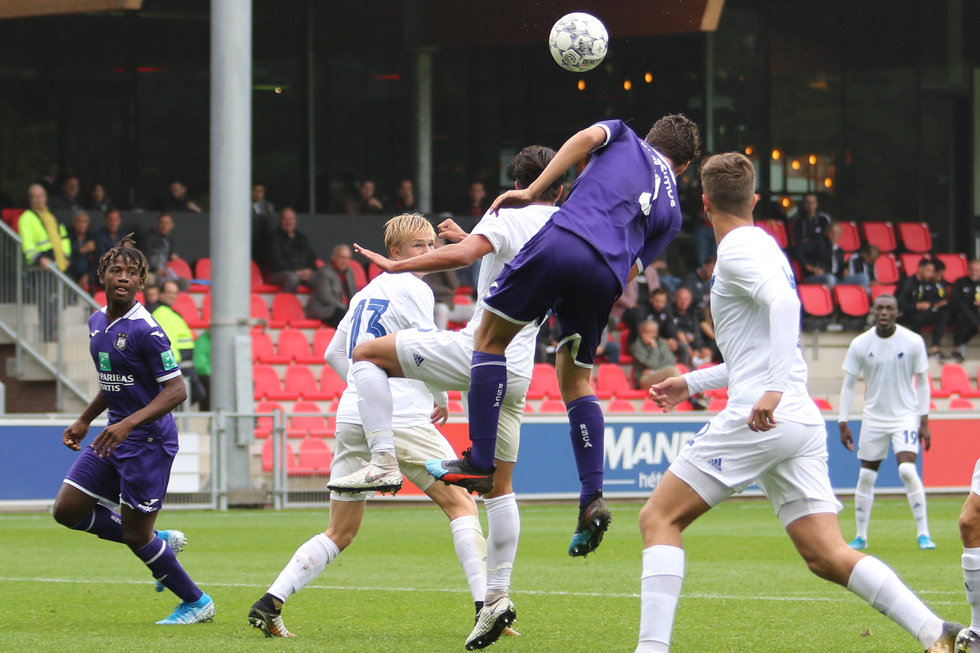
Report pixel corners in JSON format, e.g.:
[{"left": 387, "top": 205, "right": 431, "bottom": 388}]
[{"left": 0, "top": 220, "right": 100, "bottom": 411}]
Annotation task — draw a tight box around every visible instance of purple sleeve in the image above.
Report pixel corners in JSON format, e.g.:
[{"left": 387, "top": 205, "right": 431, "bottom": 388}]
[{"left": 141, "top": 326, "right": 181, "bottom": 381}]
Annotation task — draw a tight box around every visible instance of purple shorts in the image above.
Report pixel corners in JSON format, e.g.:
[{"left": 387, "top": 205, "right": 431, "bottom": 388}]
[
  {"left": 484, "top": 222, "right": 620, "bottom": 367},
  {"left": 63, "top": 437, "right": 178, "bottom": 514}
]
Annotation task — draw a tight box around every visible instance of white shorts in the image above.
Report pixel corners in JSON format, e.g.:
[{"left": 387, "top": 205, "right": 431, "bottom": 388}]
[
  {"left": 670, "top": 414, "right": 842, "bottom": 526},
  {"left": 856, "top": 416, "right": 920, "bottom": 462},
  {"left": 971, "top": 459, "right": 980, "bottom": 496},
  {"left": 329, "top": 421, "right": 456, "bottom": 501},
  {"left": 395, "top": 328, "right": 530, "bottom": 463}
]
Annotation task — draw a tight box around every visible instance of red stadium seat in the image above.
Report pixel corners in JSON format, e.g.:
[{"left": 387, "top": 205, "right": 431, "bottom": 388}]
[
  {"left": 870, "top": 283, "right": 897, "bottom": 302},
  {"left": 595, "top": 363, "right": 647, "bottom": 399},
  {"left": 607, "top": 399, "right": 636, "bottom": 412},
  {"left": 270, "top": 293, "right": 321, "bottom": 329},
  {"left": 320, "top": 364, "right": 349, "bottom": 399},
  {"left": 837, "top": 221, "right": 861, "bottom": 253},
  {"left": 897, "top": 222, "right": 932, "bottom": 254},
  {"left": 832, "top": 284, "right": 870, "bottom": 319},
  {"left": 537, "top": 399, "right": 566, "bottom": 413},
  {"left": 278, "top": 328, "right": 320, "bottom": 364},
  {"left": 939, "top": 363, "right": 980, "bottom": 398},
  {"left": 900, "top": 253, "right": 927, "bottom": 277},
  {"left": 707, "top": 397, "right": 728, "bottom": 411},
  {"left": 812, "top": 397, "right": 834, "bottom": 411},
  {"left": 171, "top": 292, "right": 206, "bottom": 329},
  {"left": 253, "top": 364, "right": 291, "bottom": 401},
  {"left": 289, "top": 400, "right": 335, "bottom": 439},
  {"left": 1, "top": 208, "right": 22, "bottom": 230},
  {"left": 254, "top": 401, "right": 284, "bottom": 439},
  {"left": 252, "top": 331, "right": 289, "bottom": 364},
  {"left": 949, "top": 398, "right": 975, "bottom": 410},
  {"left": 261, "top": 439, "right": 300, "bottom": 474},
  {"left": 296, "top": 437, "right": 333, "bottom": 474},
  {"left": 311, "top": 328, "right": 336, "bottom": 361},
  {"left": 368, "top": 262, "right": 384, "bottom": 280},
  {"left": 798, "top": 284, "right": 833, "bottom": 323},
  {"left": 929, "top": 370, "right": 951, "bottom": 399},
  {"left": 284, "top": 364, "right": 332, "bottom": 400},
  {"left": 350, "top": 262, "right": 368, "bottom": 290},
  {"left": 861, "top": 221, "right": 897, "bottom": 253},
  {"left": 166, "top": 258, "right": 193, "bottom": 279},
  {"left": 758, "top": 219, "right": 789, "bottom": 249},
  {"left": 447, "top": 400, "right": 465, "bottom": 414},
  {"left": 618, "top": 329, "right": 632, "bottom": 365},
  {"left": 250, "top": 260, "right": 280, "bottom": 293},
  {"left": 936, "top": 253, "right": 968, "bottom": 283},
  {"left": 873, "top": 254, "right": 900, "bottom": 285},
  {"left": 194, "top": 257, "right": 211, "bottom": 281},
  {"left": 250, "top": 293, "right": 271, "bottom": 323},
  {"left": 527, "top": 363, "right": 561, "bottom": 400}
]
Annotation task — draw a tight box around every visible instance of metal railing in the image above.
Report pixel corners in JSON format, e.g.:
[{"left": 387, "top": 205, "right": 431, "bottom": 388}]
[{"left": 0, "top": 220, "right": 100, "bottom": 410}]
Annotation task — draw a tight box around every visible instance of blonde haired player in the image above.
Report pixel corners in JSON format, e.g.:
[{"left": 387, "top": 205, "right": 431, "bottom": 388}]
[
  {"left": 248, "top": 214, "right": 487, "bottom": 637},
  {"left": 838, "top": 294, "right": 935, "bottom": 551},
  {"left": 639, "top": 152, "right": 961, "bottom": 653}
]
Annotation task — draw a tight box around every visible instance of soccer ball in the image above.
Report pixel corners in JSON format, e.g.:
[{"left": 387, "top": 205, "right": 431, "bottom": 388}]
[{"left": 548, "top": 12, "right": 608, "bottom": 72}]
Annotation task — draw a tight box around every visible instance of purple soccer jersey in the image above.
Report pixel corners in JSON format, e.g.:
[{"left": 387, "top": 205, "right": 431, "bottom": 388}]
[
  {"left": 88, "top": 302, "right": 182, "bottom": 444},
  {"left": 551, "top": 119, "right": 683, "bottom": 287}
]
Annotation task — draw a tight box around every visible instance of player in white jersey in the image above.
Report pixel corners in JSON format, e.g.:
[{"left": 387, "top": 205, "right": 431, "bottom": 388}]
[
  {"left": 637, "top": 152, "right": 961, "bottom": 653},
  {"left": 328, "top": 146, "right": 561, "bottom": 650},
  {"left": 953, "top": 464, "right": 980, "bottom": 651},
  {"left": 248, "top": 214, "right": 487, "bottom": 638},
  {"left": 838, "top": 294, "right": 935, "bottom": 551}
]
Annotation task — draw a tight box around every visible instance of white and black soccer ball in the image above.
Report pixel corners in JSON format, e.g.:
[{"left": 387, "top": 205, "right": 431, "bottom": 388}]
[{"left": 548, "top": 12, "right": 608, "bottom": 72}]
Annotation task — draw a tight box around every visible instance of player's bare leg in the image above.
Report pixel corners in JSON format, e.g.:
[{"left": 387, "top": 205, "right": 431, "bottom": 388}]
[
  {"left": 557, "top": 346, "right": 612, "bottom": 556},
  {"left": 956, "top": 489, "right": 980, "bottom": 650}
]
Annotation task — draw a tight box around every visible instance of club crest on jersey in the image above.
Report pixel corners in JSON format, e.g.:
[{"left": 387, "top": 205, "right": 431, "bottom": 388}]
[
  {"left": 114, "top": 332, "right": 128, "bottom": 350},
  {"left": 98, "top": 351, "right": 111, "bottom": 371}
]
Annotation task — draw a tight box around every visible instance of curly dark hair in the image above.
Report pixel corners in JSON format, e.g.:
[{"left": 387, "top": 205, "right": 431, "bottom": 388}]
[
  {"left": 96, "top": 233, "right": 148, "bottom": 287},
  {"left": 645, "top": 114, "right": 702, "bottom": 167},
  {"left": 510, "top": 145, "right": 562, "bottom": 202}
]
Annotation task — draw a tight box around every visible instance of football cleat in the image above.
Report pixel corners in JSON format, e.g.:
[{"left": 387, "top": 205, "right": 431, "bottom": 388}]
[
  {"left": 248, "top": 599, "right": 295, "bottom": 638},
  {"left": 569, "top": 490, "right": 612, "bottom": 557},
  {"left": 927, "top": 621, "right": 967, "bottom": 653},
  {"left": 918, "top": 534, "right": 938, "bottom": 550},
  {"left": 466, "top": 596, "right": 516, "bottom": 650},
  {"left": 955, "top": 627, "right": 980, "bottom": 652},
  {"left": 848, "top": 536, "right": 867, "bottom": 550},
  {"left": 156, "top": 592, "right": 215, "bottom": 625},
  {"left": 153, "top": 529, "right": 187, "bottom": 592},
  {"left": 426, "top": 449, "right": 495, "bottom": 495},
  {"left": 327, "top": 458, "right": 403, "bottom": 495}
]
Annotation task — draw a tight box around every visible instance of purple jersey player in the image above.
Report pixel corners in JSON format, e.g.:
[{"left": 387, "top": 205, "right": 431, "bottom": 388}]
[
  {"left": 427, "top": 115, "right": 701, "bottom": 557},
  {"left": 51, "top": 240, "right": 214, "bottom": 625}
]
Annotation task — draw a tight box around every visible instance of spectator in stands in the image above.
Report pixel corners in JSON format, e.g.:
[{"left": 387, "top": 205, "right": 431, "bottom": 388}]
[
  {"left": 37, "top": 164, "right": 58, "bottom": 195},
  {"left": 847, "top": 242, "right": 878, "bottom": 292},
  {"left": 251, "top": 182, "right": 275, "bottom": 217},
  {"left": 94, "top": 208, "right": 124, "bottom": 263},
  {"left": 152, "top": 279, "right": 206, "bottom": 406},
  {"left": 633, "top": 287, "right": 689, "bottom": 366},
  {"left": 342, "top": 178, "right": 384, "bottom": 214},
  {"left": 143, "top": 283, "right": 162, "bottom": 312},
  {"left": 898, "top": 257, "right": 949, "bottom": 358},
  {"left": 305, "top": 243, "right": 356, "bottom": 327},
  {"left": 671, "top": 286, "right": 701, "bottom": 365},
  {"left": 630, "top": 319, "right": 680, "bottom": 389},
  {"left": 86, "top": 183, "right": 112, "bottom": 213},
  {"left": 681, "top": 256, "right": 714, "bottom": 309},
  {"left": 425, "top": 238, "right": 476, "bottom": 330},
  {"left": 18, "top": 183, "right": 70, "bottom": 271},
  {"left": 163, "top": 180, "right": 202, "bottom": 213},
  {"left": 67, "top": 211, "right": 96, "bottom": 289},
  {"left": 697, "top": 299, "right": 720, "bottom": 365},
  {"left": 390, "top": 178, "right": 416, "bottom": 212},
  {"left": 265, "top": 207, "right": 317, "bottom": 293},
  {"left": 790, "top": 191, "right": 832, "bottom": 269},
  {"left": 459, "top": 180, "right": 489, "bottom": 218},
  {"left": 49, "top": 176, "right": 84, "bottom": 213},
  {"left": 951, "top": 258, "right": 980, "bottom": 362},
  {"left": 143, "top": 213, "right": 187, "bottom": 289}
]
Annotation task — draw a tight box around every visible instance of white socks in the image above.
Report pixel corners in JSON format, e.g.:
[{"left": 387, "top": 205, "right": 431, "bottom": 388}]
[
  {"left": 268, "top": 533, "right": 341, "bottom": 603},
  {"left": 636, "top": 545, "right": 685, "bottom": 653},
  {"left": 963, "top": 548, "right": 980, "bottom": 633},
  {"left": 450, "top": 515, "right": 488, "bottom": 604},
  {"left": 352, "top": 361, "right": 395, "bottom": 457},
  {"left": 484, "top": 493, "right": 520, "bottom": 601},
  {"left": 854, "top": 467, "right": 877, "bottom": 540},
  {"left": 846, "top": 555, "right": 942, "bottom": 648},
  {"left": 897, "top": 462, "right": 930, "bottom": 537}
]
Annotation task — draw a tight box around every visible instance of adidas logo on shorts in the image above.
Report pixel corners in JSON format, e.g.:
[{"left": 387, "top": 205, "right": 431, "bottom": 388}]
[
  {"left": 413, "top": 352, "right": 425, "bottom": 367},
  {"left": 708, "top": 457, "right": 722, "bottom": 471}
]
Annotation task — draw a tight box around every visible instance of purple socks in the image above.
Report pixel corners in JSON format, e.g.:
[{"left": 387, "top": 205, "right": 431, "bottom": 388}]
[
  {"left": 135, "top": 536, "right": 203, "bottom": 603},
  {"left": 566, "top": 395, "right": 605, "bottom": 506},
  {"left": 467, "top": 351, "right": 508, "bottom": 470}
]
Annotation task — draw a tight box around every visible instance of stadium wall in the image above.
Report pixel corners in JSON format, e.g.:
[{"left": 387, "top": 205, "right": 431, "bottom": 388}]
[{"left": 2, "top": 414, "right": 974, "bottom": 507}]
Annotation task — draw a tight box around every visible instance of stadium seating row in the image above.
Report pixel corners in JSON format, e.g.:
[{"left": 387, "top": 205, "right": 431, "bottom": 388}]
[{"left": 757, "top": 220, "right": 933, "bottom": 256}]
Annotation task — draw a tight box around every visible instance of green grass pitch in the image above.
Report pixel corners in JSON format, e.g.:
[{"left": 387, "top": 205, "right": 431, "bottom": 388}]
[{"left": 0, "top": 496, "right": 968, "bottom": 652}]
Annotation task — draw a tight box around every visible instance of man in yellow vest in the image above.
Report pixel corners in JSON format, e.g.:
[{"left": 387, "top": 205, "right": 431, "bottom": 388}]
[
  {"left": 152, "top": 279, "right": 206, "bottom": 405},
  {"left": 19, "top": 183, "right": 71, "bottom": 271}
]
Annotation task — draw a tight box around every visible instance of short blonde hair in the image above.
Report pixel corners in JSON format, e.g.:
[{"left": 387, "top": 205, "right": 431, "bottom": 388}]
[
  {"left": 384, "top": 213, "right": 435, "bottom": 254},
  {"left": 700, "top": 152, "right": 756, "bottom": 215}
]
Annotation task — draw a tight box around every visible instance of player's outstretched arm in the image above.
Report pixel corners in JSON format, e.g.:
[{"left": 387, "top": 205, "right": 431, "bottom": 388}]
[
  {"left": 356, "top": 235, "right": 492, "bottom": 275},
  {"left": 437, "top": 219, "right": 468, "bottom": 243}
]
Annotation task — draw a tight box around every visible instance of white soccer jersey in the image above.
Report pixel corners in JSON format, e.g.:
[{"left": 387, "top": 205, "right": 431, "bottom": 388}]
[
  {"left": 462, "top": 204, "right": 557, "bottom": 379},
  {"left": 841, "top": 324, "right": 928, "bottom": 427},
  {"left": 708, "top": 226, "right": 822, "bottom": 424},
  {"left": 332, "top": 272, "right": 438, "bottom": 427}
]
